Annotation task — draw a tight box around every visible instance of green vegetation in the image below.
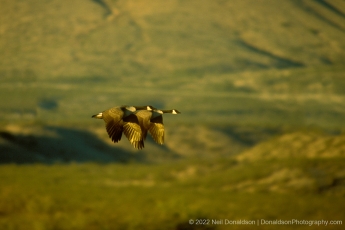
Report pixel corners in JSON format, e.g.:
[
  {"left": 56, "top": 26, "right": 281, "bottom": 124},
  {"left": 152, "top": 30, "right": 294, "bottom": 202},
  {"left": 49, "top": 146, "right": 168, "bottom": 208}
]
[
  {"left": 0, "top": 158, "right": 344, "bottom": 230},
  {"left": 1, "top": 65, "right": 345, "bottom": 129}
]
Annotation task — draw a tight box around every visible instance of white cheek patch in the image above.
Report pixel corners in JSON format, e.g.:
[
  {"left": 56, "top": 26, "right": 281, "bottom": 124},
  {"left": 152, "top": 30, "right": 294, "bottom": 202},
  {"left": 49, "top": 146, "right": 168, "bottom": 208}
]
[
  {"left": 95, "top": 113, "right": 103, "bottom": 118},
  {"left": 126, "top": 106, "right": 136, "bottom": 112},
  {"left": 172, "top": 110, "right": 178, "bottom": 114}
]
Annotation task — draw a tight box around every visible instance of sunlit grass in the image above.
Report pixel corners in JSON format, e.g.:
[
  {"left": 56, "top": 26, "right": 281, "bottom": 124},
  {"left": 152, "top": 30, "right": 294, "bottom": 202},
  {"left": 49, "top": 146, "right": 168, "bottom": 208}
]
[{"left": 0, "top": 158, "right": 344, "bottom": 229}]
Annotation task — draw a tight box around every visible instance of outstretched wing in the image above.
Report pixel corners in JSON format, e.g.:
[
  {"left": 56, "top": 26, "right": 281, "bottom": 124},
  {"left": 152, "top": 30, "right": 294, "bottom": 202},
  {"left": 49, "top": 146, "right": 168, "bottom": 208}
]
[
  {"left": 149, "top": 115, "right": 164, "bottom": 144},
  {"left": 122, "top": 114, "right": 144, "bottom": 149},
  {"left": 102, "top": 107, "right": 124, "bottom": 143},
  {"left": 105, "top": 119, "right": 123, "bottom": 143}
]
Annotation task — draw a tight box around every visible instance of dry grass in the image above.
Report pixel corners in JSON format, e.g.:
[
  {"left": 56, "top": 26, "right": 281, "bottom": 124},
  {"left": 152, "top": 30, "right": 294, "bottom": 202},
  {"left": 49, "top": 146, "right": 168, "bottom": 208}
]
[
  {"left": 1, "top": 0, "right": 345, "bottom": 79},
  {"left": 237, "top": 131, "right": 345, "bottom": 161},
  {"left": 0, "top": 157, "right": 345, "bottom": 230}
]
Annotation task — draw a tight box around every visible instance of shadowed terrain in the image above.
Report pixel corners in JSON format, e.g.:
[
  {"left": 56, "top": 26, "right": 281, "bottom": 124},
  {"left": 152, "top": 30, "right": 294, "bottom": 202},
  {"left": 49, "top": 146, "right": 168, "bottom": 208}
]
[{"left": 0, "top": 125, "right": 142, "bottom": 164}]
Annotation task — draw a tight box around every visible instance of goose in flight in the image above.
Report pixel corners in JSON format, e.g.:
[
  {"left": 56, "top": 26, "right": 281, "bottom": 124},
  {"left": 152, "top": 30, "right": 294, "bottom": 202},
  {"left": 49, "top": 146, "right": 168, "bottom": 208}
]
[
  {"left": 134, "top": 107, "right": 181, "bottom": 145},
  {"left": 92, "top": 105, "right": 151, "bottom": 149}
]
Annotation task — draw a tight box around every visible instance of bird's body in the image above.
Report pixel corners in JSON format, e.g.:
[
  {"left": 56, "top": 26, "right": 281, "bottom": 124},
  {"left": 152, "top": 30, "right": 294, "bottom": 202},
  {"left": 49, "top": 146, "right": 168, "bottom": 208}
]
[
  {"left": 135, "top": 108, "right": 181, "bottom": 145},
  {"left": 92, "top": 106, "right": 148, "bottom": 149}
]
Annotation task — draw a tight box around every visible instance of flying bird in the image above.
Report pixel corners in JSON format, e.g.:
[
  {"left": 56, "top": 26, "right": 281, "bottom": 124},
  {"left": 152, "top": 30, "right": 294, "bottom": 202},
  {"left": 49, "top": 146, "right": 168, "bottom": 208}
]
[
  {"left": 134, "top": 107, "right": 181, "bottom": 145},
  {"left": 92, "top": 105, "right": 151, "bottom": 149}
]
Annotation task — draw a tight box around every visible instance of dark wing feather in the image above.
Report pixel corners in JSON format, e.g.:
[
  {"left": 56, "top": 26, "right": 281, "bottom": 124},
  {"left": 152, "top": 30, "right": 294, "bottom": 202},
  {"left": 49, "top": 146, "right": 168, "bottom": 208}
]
[
  {"left": 129, "top": 140, "right": 145, "bottom": 149},
  {"left": 102, "top": 107, "right": 124, "bottom": 143},
  {"left": 105, "top": 119, "right": 123, "bottom": 143}
]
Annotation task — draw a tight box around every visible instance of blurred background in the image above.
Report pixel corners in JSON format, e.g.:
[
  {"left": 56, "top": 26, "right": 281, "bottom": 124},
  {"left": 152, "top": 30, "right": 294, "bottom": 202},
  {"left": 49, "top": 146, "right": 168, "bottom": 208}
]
[{"left": 1, "top": 0, "right": 345, "bottom": 229}]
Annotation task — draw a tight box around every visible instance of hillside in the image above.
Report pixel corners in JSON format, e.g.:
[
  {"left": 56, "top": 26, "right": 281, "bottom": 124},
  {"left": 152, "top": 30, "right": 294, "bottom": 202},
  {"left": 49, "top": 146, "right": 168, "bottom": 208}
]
[
  {"left": 1, "top": 0, "right": 345, "bottom": 79},
  {"left": 1, "top": 0, "right": 345, "bottom": 128},
  {"left": 237, "top": 131, "right": 345, "bottom": 161},
  {"left": 1, "top": 0, "right": 345, "bottom": 162},
  {"left": 1, "top": 1, "right": 345, "bottom": 140}
]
